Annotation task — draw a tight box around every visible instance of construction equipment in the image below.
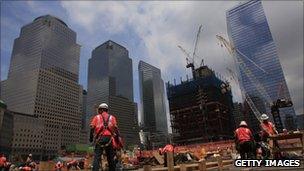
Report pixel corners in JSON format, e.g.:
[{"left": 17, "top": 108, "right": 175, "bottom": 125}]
[
  {"left": 216, "top": 35, "right": 293, "bottom": 131},
  {"left": 216, "top": 35, "right": 268, "bottom": 120},
  {"left": 178, "top": 24, "right": 203, "bottom": 79},
  {"left": 271, "top": 98, "right": 293, "bottom": 132}
]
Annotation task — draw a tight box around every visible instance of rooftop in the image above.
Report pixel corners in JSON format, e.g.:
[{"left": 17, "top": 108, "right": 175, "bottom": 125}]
[{"left": 34, "top": 15, "right": 68, "bottom": 27}]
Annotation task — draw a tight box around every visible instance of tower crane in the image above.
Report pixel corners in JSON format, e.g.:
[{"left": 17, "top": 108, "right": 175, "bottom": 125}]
[{"left": 178, "top": 24, "right": 203, "bottom": 79}]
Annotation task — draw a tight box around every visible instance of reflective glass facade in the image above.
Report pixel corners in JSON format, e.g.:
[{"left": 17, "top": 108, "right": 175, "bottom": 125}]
[
  {"left": 87, "top": 40, "right": 139, "bottom": 146},
  {"left": 227, "top": 0, "right": 296, "bottom": 125},
  {"left": 138, "top": 61, "right": 168, "bottom": 146}
]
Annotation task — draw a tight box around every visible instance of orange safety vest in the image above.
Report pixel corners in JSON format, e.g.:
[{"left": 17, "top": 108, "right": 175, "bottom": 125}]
[
  {"left": 0, "top": 156, "right": 6, "bottom": 167},
  {"left": 90, "top": 112, "right": 117, "bottom": 136},
  {"left": 260, "top": 121, "right": 275, "bottom": 136},
  {"left": 235, "top": 127, "right": 253, "bottom": 143}
]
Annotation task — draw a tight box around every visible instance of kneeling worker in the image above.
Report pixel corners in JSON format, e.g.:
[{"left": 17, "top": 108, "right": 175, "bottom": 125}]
[{"left": 90, "top": 103, "right": 119, "bottom": 171}]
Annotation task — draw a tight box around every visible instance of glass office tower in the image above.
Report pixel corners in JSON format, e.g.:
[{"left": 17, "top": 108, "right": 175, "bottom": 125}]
[
  {"left": 1, "top": 15, "right": 83, "bottom": 156},
  {"left": 139, "top": 61, "right": 168, "bottom": 147},
  {"left": 226, "top": 0, "right": 296, "bottom": 126},
  {"left": 87, "top": 40, "right": 139, "bottom": 147}
]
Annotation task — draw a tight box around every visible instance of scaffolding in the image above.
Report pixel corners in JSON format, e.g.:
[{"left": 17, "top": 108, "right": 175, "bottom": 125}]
[{"left": 167, "top": 66, "right": 234, "bottom": 145}]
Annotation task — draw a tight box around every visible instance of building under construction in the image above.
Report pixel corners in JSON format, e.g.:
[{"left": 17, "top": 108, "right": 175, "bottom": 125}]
[{"left": 167, "top": 66, "right": 234, "bottom": 145}]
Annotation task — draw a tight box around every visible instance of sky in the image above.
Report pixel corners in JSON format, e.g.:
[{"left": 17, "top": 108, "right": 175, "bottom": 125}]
[{"left": 1, "top": 1, "right": 303, "bottom": 127}]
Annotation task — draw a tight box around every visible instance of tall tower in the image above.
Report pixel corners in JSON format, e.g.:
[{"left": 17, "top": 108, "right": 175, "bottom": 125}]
[
  {"left": 1, "top": 15, "right": 82, "bottom": 156},
  {"left": 138, "top": 61, "right": 168, "bottom": 147},
  {"left": 87, "top": 40, "right": 139, "bottom": 147},
  {"left": 226, "top": 0, "right": 296, "bottom": 126}
]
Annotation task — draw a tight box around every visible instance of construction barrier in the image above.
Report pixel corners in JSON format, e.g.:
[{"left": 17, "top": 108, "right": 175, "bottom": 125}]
[{"left": 142, "top": 140, "right": 234, "bottom": 158}]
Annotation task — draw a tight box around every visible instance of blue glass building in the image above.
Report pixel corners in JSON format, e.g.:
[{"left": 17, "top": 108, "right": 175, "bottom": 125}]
[{"left": 226, "top": 0, "right": 296, "bottom": 127}]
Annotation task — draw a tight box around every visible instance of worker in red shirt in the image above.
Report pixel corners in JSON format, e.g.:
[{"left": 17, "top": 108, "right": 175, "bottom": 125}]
[
  {"left": 159, "top": 143, "right": 174, "bottom": 167},
  {"left": 260, "top": 114, "right": 278, "bottom": 142},
  {"left": 234, "top": 121, "right": 255, "bottom": 159},
  {"left": 0, "top": 154, "right": 7, "bottom": 169},
  {"left": 90, "top": 103, "right": 119, "bottom": 171}
]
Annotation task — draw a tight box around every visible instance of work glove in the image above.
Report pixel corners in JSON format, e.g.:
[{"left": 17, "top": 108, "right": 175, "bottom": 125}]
[{"left": 89, "top": 128, "right": 94, "bottom": 143}]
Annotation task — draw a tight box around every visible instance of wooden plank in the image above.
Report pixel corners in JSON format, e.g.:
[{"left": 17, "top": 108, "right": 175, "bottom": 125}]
[
  {"left": 167, "top": 152, "right": 174, "bottom": 171},
  {"left": 152, "top": 151, "right": 164, "bottom": 165},
  {"left": 180, "top": 164, "right": 187, "bottom": 171},
  {"left": 273, "top": 147, "right": 303, "bottom": 152},
  {"left": 143, "top": 165, "right": 152, "bottom": 171},
  {"left": 216, "top": 156, "right": 223, "bottom": 171},
  {"left": 149, "top": 160, "right": 233, "bottom": 171},
  {"left": 198, "top": 159, "right": 206, "bottom": 171},
  {"left": 269, "top": 133, "right": 303, "bottom": 140}
]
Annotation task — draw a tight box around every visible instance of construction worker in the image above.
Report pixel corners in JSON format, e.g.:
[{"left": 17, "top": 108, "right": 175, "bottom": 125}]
[
  {"left": 260, "top": 114, "right": 278, "bottom": 142},
  {"left": 90, "top": 103, "right": 119, "bottom": 171},
  {"left": 0, "top": 154, "right": 7, "bottom": 170},
  {"left": 25, "top": 154, "right": 33, "bottom": 166},
  {"left": 55, "top": 161, "right": 64, "bottom": 171},
  {"left": 234, "top": 121, "right": 255, "bottom": 159},
  {"left": 18, "top": 166, "right": 32, "bottom": 171},
  {"left": 160, "top": 143, "right": 174, "bottom": 167},
  {"left": 121, "top": 151, "right": 130, "bottom": 167}
]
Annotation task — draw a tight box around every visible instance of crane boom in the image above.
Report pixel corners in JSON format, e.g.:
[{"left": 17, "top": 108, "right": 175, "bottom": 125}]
[
  {"left": 217, "top": 35, "right": 272, "bottom": 121},
  {"left": 226, "top": 67, "right": 262, "bottom": 121},
  {"left": 216, "top": 35, "right": 268, "bottom": 74},
  {"left": 178, "top": 45, "right": 192, "bottom": 60},
  {"left": 192, "top": 25, "right": 203, "bottom": 64}
]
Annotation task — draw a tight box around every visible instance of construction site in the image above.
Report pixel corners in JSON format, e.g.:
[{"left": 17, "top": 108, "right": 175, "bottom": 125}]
[{"left": 167, "top": 65, "right": 234, "bottom": 144}]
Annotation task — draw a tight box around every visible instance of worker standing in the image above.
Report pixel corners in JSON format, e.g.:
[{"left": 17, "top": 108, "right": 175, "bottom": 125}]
[
  {"left": 160, "top": 143, "right": 174, "bottom": 167},
  {"left": 260, "top": 114, "right": 278, "bottom": 142},
  {"left": 234, "top": 121, "right": 255, "bottom": 159},
  {"left": 90, "top": 103, "right": 119, "bottom": 171}
]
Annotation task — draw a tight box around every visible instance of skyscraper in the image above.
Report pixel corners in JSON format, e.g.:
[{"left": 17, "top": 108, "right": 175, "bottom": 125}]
[
  {"left": 226, "top": 0, "right": 296, "bottom": 126},
  {"left": 87, "top": 40, "right": 139, "bottom": 147},
  {"left": 138, "top": 61, "right": 168, "bottom": 147},
  {"left": 232, "top": 102, "right": 244, "bottom": 129},
  {"left": 1, "top": 15, "right": 82, "bottom": 157}
]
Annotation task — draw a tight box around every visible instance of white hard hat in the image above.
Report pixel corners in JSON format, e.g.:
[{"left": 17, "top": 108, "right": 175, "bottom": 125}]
[
  {"left": 98, "top": 103, "right": 108, "bottom": 109},
  {"left": 239, "top": 121, "right": 247, "bottom": 126},
  {"left": 260, "top": 114, "right": 269, "bottom": 120}
]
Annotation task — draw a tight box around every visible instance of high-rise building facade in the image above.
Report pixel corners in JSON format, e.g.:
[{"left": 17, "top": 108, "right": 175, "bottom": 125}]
[
  {"left": 226, "top": 0, "right": 296, "bottom": 126},
  {"left": 138, "top": 61, "right": 168, "bottom": 148},
  {"left": 0, "top": 101, "right": 13, "bottom": 157},
  {"left": 11, "top": 111, "right": 45, "bottom": 159},
  {"left": 87, "top": 40, "right": 139, "bottom": 147},
  {"left": 232, "top": 102, "right": 244, "bottom": 129},
  {"left": 79, "top": 89, "right": 88, "bottom": 144},
  {"left": 1, "top": 15, "right": 82, "bottom": 156},
  {"left": 167, "top": 66, "right": 234, "bottom": 145}
]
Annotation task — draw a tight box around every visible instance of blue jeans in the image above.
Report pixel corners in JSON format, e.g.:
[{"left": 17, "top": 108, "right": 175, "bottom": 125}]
[{"left": 92, "top": 142, "right": 115, "bottom": 171}]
